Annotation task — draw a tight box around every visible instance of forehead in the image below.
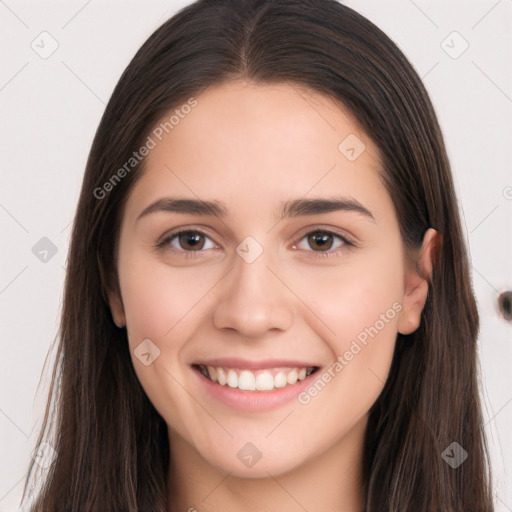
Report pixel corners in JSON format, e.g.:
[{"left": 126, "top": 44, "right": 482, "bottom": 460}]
[
  {"left": 156, "top": 79, "right": 377, "bottom": 165},
  {"left": 123, "top": 80, "right": 393, "bottom": 225}
]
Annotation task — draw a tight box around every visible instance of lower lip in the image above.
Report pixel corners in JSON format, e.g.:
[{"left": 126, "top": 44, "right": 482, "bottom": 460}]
[{"left": 192, "top": 366, "right": 319, "bottom": 412}]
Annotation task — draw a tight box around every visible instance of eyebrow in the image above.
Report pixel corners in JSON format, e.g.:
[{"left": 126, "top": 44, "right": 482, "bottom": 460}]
[{"left": 136, "top": 196, "right": 376, "bottom": 222}]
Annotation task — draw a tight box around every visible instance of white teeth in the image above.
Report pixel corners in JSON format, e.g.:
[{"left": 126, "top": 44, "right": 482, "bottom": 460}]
[
  {"left": 286, "top": 369, "right": 298, "bottom": 385},
  {"left": 217, "top": 367, "right": 227, "bottom": 386},
  {"left": 274, "top": 372, "right": 287, "bottom": 388},
  {"left": 200, "top": 365, "right": 315, "bottom": 391},
  {"left": 227, "top": 369, "right": 238, "bottom": 388},
  {"left": 255, "top": 372, "right": 275, "bottom": 390},
  {"left": 207, "top": 365, "right": 217, "bottom": 383},
  {"left": 238, "top": 370, "right": 256, "bottom": 391}
]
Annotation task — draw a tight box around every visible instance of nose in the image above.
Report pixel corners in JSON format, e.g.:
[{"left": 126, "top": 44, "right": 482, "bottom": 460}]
[{"left": 213, "top": 251, "right": 294, "bottom": 338}]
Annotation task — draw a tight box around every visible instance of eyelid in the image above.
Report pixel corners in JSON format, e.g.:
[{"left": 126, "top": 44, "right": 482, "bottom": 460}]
[
  {"left": 291, "top": 225, "right": 357, "bottom": 248},
  {"left": 156, "top": 226, "right": 220, "bottom": 251},
  {"left": 156, "top": 224, "right": 357, "bottom": 257}
]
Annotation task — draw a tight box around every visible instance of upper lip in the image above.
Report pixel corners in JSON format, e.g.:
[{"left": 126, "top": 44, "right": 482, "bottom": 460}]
[{"left": 193, "top": 358, "right": 319, "bottom": 370}]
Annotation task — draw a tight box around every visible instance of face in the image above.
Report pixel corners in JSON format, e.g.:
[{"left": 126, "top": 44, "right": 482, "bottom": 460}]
[{"left": 109, "top": 80, "right": 433, "bottom": 479}]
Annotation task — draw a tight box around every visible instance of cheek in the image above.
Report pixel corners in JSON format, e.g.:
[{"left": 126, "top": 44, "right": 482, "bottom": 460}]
[
  {"left": 288, "top": 247, "right": 403, "bottom": 343},
  {"left": 118, "top": 249, "right": 215, "bottom": 344},
  {"left": 289, "top": 247, "right": 403, "bottom": 411},
  {"left": 116, "top": 249, "right": 217, "bottom": 424}
]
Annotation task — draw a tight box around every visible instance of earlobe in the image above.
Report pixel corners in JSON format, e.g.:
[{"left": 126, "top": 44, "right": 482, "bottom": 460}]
[
  {"left": 108, "top": 289, "right": 126, "bottom": 328},
  {"left": 398, "top": 228, "right": 440, "bottom": 335}
]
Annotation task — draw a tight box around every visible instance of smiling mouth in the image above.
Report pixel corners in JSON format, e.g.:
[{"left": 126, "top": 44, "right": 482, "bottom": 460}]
[{"left": 193, "top": 364, "right": 320, "bottom": 392}]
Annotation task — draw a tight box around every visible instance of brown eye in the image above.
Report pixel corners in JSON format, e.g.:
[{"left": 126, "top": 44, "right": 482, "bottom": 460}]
[
  {"left": 307, "top": 231, "right": 335, "bottom": 251},
  {"left": 292, "top": 229, "right": 354, "bottom": 259},
  {"left": 158, "top": 229, "right": 217, "bottom": 253},
  {"left": 177, "top": 231, "right": 206, "bottom": 251}
]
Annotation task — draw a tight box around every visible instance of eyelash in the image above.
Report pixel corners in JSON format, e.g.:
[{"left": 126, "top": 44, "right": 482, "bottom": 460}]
[{"left": 156, "top": 227, "right": 356, "bottom": 259}]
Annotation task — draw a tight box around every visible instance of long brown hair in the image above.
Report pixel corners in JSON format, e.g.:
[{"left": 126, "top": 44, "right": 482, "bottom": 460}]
[{"left": 22, "top": 0, "right": 494, "bottom": 510}]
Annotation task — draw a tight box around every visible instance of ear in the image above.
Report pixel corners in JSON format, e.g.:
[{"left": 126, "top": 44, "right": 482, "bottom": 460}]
[
  {"left": 398, "top": 228, "right": 440, "bottom": 335},
  {"left": 108, "top": 286, "right": 126, "bottom": 328},
  {"left": 98, "top": 254, "right": 126, "bottom": 328}
]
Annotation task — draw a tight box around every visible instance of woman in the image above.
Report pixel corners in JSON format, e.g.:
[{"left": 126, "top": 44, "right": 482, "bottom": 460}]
[{"left": 22, "top": 0, "right": 494, "bottom": 510}]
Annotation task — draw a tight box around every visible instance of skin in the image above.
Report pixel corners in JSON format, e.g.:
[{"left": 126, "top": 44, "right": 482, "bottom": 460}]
[{"left": 108, "top": 80, "right": 438, "bottom": 512}]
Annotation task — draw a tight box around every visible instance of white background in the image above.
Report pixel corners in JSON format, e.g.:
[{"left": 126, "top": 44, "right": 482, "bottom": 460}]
[{"left": 0, "top": 0, "right": 511, "bottom": 510}]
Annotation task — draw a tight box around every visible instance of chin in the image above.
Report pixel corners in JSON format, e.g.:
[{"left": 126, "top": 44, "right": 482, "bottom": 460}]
[{"left": 203, "top": 444, "right": 308, "bottom": 478}]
